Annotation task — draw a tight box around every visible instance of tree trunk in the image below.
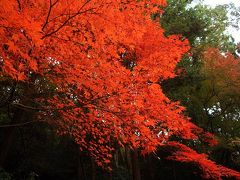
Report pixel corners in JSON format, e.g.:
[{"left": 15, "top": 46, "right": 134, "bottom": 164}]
[
  {"left": 125, "top": 147, "right": 133, "bottom": 179},
  {"left": 147, "top": 155, "right": 154, "bottom": 180},
  {"left": 131, "top": 150, "right": 141, "bottom": 180},
  {"left": 77, "top": 151, "right": 87, "bottom": 180},
  {"left": 0, "top": 108, "right": 23, "bottom": 167},
  {"left": 91, "top": 157, "right": 96, "bottom": 180}
]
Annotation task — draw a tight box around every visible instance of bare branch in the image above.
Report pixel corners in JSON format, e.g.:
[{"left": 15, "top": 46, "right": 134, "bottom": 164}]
[
  {"left": 41, "top": 0, "right": 93, "bottom": 39},
  {"left": 0, "top": 120, "right": 45, "bottom": 128},
  {"left": 12, "top": 102, "right": 75, "bottom": 111},
  {"left": 42, "top": 0, "right": 59, "bottom": 31},
  {"left": 16, "top": 0, "right": 21, "bottom": 11},
  {"left": 12, "top": 103, "right": 49, "bottom": 111}
]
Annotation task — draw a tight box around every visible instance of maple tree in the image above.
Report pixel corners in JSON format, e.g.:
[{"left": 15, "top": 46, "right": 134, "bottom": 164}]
[{"left": 0, "top": 0, "right": 239, "bottom": 178}]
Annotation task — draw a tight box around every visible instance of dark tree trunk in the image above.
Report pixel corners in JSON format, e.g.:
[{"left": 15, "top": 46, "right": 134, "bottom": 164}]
[
  {"left": 0, "top": 108, "right": 23, "bottom": 167},
  {"left": 77, "top": 151, "right": 87, "bottom": 180},
  {"left": 91, "top": 157, "right": 96, "bottom": 180},
  {"left": 147, "top": 155, "right": 155, "bottom": 180},
  {"left": 131, "top": 150, "right": 141, "bottom": 180},
  {"left": 125, "top": 147, "right": 133, "bottom": 179}
]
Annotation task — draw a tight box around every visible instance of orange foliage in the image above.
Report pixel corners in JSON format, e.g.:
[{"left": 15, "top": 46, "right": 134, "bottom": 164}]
[
  {"left": 203, "top": 48, "right": 240, "bottom": 94},
  {"left": 0, "top": 0, "right": 239, "bottom": 177},
  {"left": 165, "top": 142, "right": 240, "bottom": 179}
]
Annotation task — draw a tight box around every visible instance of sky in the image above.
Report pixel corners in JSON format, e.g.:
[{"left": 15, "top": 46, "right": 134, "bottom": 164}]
[
  {"left": 195, "top": 0, "right": 240, "bottom": 43},
  {"left": 203, "top": 0, "right": 240, "bottom": 6}
]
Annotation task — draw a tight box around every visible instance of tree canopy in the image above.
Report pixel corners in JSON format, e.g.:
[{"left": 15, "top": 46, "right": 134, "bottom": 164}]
[{"left": 0, "top": 0, "right": 240, "bottom": 179}]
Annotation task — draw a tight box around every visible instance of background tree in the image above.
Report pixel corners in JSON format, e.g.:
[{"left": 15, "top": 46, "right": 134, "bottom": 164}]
[{"left": 161, "top": 0, "right": 240, "bottom": 174}]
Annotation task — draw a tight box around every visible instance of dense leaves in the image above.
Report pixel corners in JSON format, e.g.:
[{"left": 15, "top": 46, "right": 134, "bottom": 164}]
[{"left": 0, "top": 0, "right": 239, "bottom": 178}]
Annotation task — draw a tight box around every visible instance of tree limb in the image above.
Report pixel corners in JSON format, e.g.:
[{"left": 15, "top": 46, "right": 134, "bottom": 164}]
[
  {"left": 42, "top": 0, "right": 59, "bottom": 31},
  {"left": 41, "top": 0, "right": 93, "bottom": 39},
  {"left": 0, "top": 120, "right": 45, "bottom": 128}
]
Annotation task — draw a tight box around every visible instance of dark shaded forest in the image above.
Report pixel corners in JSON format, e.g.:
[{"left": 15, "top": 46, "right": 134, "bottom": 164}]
[{"left": 0, "top": 0, "right": 240, "bottom": 179}]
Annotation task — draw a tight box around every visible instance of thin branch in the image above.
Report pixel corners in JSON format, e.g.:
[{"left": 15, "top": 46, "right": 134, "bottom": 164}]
[
  {"left": 12, "top": 103, "right": 49, "bottom": 111},
  {"left": 47, "top": 13, "right": 70, "bottom": 24},
  {"left": 0, "top": 120, "right": 45, "bottom": 128},
  {"left": 11, "top": 102, "right": 76, "bottom": 111},
  {"left": 16, "top": 0, "right": 21, "bottom": 11},
  {"left": 42, "top": 0, "right": 53, "bottom": 31},
  {"left": 42, "top": 0, "right": 59, "bottom": 31},
  {"left": 41, "top": 0, "right": 93, "bottom": 39}
]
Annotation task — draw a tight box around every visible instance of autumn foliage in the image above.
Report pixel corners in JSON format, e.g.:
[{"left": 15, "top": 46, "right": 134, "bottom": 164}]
[
  {"left": 0, "top": 0, "right": 239, "bottom": 178},
  {"left": 203, "top": 48, "right": 240, "bottom": 94},
  {"left": 164, "top": 142, "right": 240, "bottom": 179}
]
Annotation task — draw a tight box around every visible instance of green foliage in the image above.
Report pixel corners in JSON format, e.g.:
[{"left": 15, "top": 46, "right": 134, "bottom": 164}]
[
  {"left": 161, "top": 0, "right": 240, "bottom": 173},
  {"left": 161, "top": 0, "right": 236, "bottom": 52}
]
